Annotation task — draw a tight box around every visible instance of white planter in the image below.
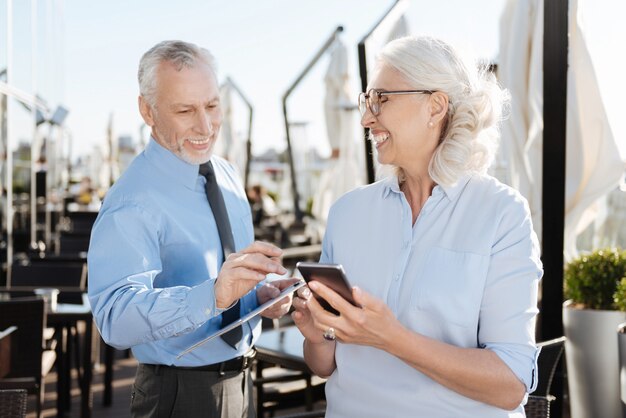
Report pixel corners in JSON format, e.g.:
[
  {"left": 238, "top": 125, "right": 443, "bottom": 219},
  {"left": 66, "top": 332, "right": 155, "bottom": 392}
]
[
  {"left": 563, "top": 300, "right": 626, "bottom": 418},
  {"left": 618, "top": 322, "right": 626, "bottom": 417}
]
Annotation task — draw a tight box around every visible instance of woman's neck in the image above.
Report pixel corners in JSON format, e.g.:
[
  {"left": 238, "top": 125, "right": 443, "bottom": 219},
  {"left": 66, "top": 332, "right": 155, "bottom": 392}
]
[{"left": 400, "top": 170, "right": 436, "bottom": 225}]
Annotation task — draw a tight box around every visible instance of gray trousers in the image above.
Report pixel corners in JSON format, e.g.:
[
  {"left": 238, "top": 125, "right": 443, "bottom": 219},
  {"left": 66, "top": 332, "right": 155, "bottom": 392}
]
[{"left": 130, "top": 364, "right": 255, "bottom": 418}]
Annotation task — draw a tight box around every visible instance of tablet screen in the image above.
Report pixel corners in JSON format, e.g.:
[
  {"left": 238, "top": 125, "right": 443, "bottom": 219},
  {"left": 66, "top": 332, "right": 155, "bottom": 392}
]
[{"left": 178, "top": 280, "right": 305, "bottom": 358}]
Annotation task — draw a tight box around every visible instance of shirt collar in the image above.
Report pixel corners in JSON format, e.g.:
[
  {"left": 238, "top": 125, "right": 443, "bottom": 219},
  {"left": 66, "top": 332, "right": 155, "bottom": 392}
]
[
  {"left": 381, "top": 176, "right": 401, "bottom": 198},
  {"left": 144, "top": 137, "right": 201, "bottom": 190},
  {"left": 381, "top": 174, "right": 472, "bottom": 201}
]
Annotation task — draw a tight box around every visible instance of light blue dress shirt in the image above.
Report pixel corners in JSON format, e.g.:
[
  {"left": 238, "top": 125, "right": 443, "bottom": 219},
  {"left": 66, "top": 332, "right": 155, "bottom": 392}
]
[
  {"left": 321, "top": 174, "right": 541, "bottom": 418},
  {"left": 88, "top": 138, "right": 259, "bottom": 367}
]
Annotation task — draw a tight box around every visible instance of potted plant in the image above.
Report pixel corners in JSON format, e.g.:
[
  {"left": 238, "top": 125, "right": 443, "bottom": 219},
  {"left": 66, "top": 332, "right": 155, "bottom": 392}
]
[
  {"left": 563, "top": 248, "right": 626, "bottom": 418},
  {"left": 616, "top": 279, "right": 626, "bottom": 417}
]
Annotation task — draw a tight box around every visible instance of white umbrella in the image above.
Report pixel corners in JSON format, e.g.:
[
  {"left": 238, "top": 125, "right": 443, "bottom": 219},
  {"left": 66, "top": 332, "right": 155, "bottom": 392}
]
[
  {"left": 311, "top": 38, "right": 362, "bottom": 230},
  {"left": 498, "top": 0, "right": 624, "bottom": 259},
  {"left": 363, "top": 2, "right": 410, "bottom": 78},
  {"left": 322, "top": 38, "right": 351, "bottom": 155},
  {"left": 385, "top": 15, "right": 409, "bottom": 43},
  {"left": 563, "top": 0, "right": 625, "bottom": 257},
  {"left": 498, "top": 0, "right": 544, "bottom": 236}
]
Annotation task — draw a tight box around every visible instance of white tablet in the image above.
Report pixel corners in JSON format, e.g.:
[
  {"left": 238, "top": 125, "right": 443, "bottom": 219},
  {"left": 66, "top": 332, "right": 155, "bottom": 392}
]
[{"left": 177, "top": 279, "right": 305, "bottom": 358}]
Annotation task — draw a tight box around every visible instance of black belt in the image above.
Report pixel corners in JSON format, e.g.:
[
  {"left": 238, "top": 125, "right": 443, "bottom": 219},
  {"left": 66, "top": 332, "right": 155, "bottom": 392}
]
[{"left": 143, "top": 349, "right": 256, "bottom": 376}]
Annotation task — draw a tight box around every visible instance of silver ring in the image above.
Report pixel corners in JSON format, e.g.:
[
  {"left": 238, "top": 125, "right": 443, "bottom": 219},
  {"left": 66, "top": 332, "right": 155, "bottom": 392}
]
[{"left": 323, "top": 327, "right": 336, "bottom": 341}]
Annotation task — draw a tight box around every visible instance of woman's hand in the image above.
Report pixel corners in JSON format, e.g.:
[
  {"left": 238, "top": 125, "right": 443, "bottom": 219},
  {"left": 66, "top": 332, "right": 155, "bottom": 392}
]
[
  {"left": 292, "top": 285, "right": 338, "bottom": 377},
  {"left": 291, "top": 286, "right": 328, "bottom": 344},
  {"left": 304, "top": 281, "right": 401, "bottom": 350},
  {"left": 258, "top": 278, "right": 300, "bottom": 319}
]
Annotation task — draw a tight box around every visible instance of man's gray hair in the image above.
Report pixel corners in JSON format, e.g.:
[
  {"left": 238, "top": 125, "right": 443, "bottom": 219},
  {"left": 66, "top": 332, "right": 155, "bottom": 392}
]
[{"left": 138, "top": 40, "right": 217, "bottom": 107}]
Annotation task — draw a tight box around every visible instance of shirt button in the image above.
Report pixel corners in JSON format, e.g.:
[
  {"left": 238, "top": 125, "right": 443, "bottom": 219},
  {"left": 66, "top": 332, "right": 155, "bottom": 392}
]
[
  {"left": 395, "top": 274, "right": 400, "bottom": 281},
  {"left": 205, "top": 308, "right": 211, "bottom": 315}
]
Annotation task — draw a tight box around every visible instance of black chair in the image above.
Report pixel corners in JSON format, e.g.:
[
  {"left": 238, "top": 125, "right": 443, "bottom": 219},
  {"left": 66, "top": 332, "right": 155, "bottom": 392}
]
[
  {"left": 0, "top": 389, "right": 28, "bottom": 418},
  {"left": 57, "top": 232, "right": 91, "bottom": 256},
  {"left": 278, "top": 411, "right": 326, "bottom": 418},
  {"left": 10, "top": 259, "right": 117, "bottom": 409},
  {"left": 255, "top": 362, "right": 326, "bottom": 417},
  {"left": 0, "top": 299, "right": 56, "bottom": 418},
  {"left": 524, "top": 336, "right": 566, "bottom": 418},
  {"left": 10, "top": 262, "right": 87, "bottom": 303},
  {"left": 65, "top": 211, "right": 98, "bottom": 234},
  {"left": 254, "top": 325, "right": 326, "bottom": 417}
]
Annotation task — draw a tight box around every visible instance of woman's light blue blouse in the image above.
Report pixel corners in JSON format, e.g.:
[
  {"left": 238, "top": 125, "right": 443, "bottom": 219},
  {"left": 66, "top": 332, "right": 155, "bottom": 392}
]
[{"left": 322, "top": 174, "right": 541, "bottom": 418}]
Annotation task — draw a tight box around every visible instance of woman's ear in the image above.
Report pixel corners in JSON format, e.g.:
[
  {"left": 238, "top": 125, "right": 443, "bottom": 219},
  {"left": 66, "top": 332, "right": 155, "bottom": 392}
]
[{"left": 429, "top": 92, "right": 449, "bottom": 125}]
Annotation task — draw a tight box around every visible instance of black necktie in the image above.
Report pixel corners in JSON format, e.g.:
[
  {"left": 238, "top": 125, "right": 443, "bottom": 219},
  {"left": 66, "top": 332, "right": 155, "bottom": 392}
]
[{"left": 199, "top": 161, "right": 242, "bottom": 349}]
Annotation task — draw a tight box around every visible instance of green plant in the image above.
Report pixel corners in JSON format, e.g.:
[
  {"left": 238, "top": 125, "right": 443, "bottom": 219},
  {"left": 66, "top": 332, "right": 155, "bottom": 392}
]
[
  {"left": 614, "top": 278, "right": 626, "bottom": 312},
  {"left": 564, "top": 248, "right": 626, "bottom": 311}
]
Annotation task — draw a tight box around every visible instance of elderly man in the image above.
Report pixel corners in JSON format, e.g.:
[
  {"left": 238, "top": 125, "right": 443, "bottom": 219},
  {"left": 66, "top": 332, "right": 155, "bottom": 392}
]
[{"left": 88, "top": 40, "right": 295, "bottom": 417}]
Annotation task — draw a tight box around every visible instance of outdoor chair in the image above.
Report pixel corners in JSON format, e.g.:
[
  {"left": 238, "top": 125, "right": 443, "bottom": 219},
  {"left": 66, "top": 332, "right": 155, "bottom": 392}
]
[
  {"left": 57, "top": 232, "right": 91, "bottom": 256},
  {"left": 0, "top": 298, "right": 56, "bottom": 418},
  {"left": 278, "top": 411, "right": 326, "bottom": 418},
  {"left": 65, "top": 211, "right": 98, "bottom": 234},
  {"left": 255, "top": 361, "right": 326, "bottom": 417},
  {"left": 524, "top": 336, "right": 566, "bottom": 418},
  {"left": 10, "top": 262, "right": 87, "bottom": 303},
  {"left": 0, "top": 389, "right": 28, "bottom": 418},
  {"left": 254, "top": 323, "right": 326, "bottom": 417}
]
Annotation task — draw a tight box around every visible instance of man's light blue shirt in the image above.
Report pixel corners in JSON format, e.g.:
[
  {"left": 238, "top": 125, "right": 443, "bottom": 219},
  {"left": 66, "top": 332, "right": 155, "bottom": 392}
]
[
  {"left": 88, "top": 138, "right": 259, "bottom": 366},
  {"left": 322, "top": 174, "right": 542, "bottom": 418}
]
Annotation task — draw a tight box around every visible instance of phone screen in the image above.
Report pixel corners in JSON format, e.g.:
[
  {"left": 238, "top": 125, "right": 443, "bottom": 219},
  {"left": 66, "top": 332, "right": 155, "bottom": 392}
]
[{"left": 296, "top": 262, "right": 359, "bottom": 315}]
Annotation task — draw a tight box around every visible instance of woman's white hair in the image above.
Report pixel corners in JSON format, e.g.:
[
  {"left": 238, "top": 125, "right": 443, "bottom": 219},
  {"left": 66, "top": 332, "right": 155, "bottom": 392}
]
[
  {"left": 138, "top": 40, "right": 217, "bottom": 108},
  {"left": 378, "top": 36, "right": 509, "bottom": 187}
]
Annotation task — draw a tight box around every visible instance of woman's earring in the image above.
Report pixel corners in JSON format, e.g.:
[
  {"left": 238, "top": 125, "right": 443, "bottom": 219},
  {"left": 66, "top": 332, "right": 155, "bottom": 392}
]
[{"left": 428, "top": 121, "right": 435, "bottom": 128}]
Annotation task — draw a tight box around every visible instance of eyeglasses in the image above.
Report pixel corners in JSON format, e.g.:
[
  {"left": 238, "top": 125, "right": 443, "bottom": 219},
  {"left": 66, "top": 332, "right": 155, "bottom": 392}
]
[{"left": 358, "top": 89, "right": 435, "bottom": 117}]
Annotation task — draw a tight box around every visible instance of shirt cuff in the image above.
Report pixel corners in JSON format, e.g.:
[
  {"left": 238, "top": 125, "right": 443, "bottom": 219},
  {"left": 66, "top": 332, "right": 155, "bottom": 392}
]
[
  {"left": 187, "top": 279, "right": 229, "bottom": 324},
  {"left": 241, "top": 287, "right": 260, "bottom": 315},
  {"left": 484, "top": 342, "right": 540, "bottom": 393}
]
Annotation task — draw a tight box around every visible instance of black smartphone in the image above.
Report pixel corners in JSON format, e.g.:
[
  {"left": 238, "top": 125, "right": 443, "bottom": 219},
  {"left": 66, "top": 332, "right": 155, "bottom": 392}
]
[{"left": 296, "top": 262, "right": 359, "bottom": 315}]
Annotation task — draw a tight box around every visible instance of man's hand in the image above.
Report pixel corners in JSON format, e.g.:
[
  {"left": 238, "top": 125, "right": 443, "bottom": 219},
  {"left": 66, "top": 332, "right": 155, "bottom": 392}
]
[
  {"left": 258, "top": 278, "right": 301, "bottom": 319},
  {"left": 215, "top": 241, "right": 287, "bottom": 309}
]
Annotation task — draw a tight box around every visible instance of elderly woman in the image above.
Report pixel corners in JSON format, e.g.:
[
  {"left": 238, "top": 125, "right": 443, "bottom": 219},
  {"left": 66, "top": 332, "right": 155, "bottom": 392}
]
[{"left": 292, "top": 36, "right": 541, "bottom": 418}]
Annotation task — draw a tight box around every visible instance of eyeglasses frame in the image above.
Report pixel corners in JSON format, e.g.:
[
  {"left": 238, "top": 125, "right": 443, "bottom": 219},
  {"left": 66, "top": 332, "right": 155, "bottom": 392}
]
[{"left": 358, "top": 89, "right": 435, "bottom": 116}]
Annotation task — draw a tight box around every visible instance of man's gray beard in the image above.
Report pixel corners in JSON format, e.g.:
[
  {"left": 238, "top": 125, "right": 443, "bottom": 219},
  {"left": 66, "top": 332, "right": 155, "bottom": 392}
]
[{"left": 177, "top": 142, "right": 212, "bottom": 165}]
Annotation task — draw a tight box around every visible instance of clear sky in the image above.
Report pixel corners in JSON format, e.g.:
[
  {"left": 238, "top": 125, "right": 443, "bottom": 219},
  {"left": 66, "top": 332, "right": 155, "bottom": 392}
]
[{"left": 61, "top": 0, "right": 625, "bottom": 159}]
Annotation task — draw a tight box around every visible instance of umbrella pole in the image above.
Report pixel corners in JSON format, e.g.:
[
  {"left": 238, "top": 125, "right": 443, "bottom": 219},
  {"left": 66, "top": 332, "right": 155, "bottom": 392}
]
[
  {"left": 357, "top": 0, "right": 407, "bottom": 184},
  {"left": 542, "top": 0, "right": 569, "bottom": 416}
]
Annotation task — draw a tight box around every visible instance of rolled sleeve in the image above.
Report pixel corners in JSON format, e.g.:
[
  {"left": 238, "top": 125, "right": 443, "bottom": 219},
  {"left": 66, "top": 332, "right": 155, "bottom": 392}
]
[{"left": 478, "top": 198, "right": 542, "bottom": 392}]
